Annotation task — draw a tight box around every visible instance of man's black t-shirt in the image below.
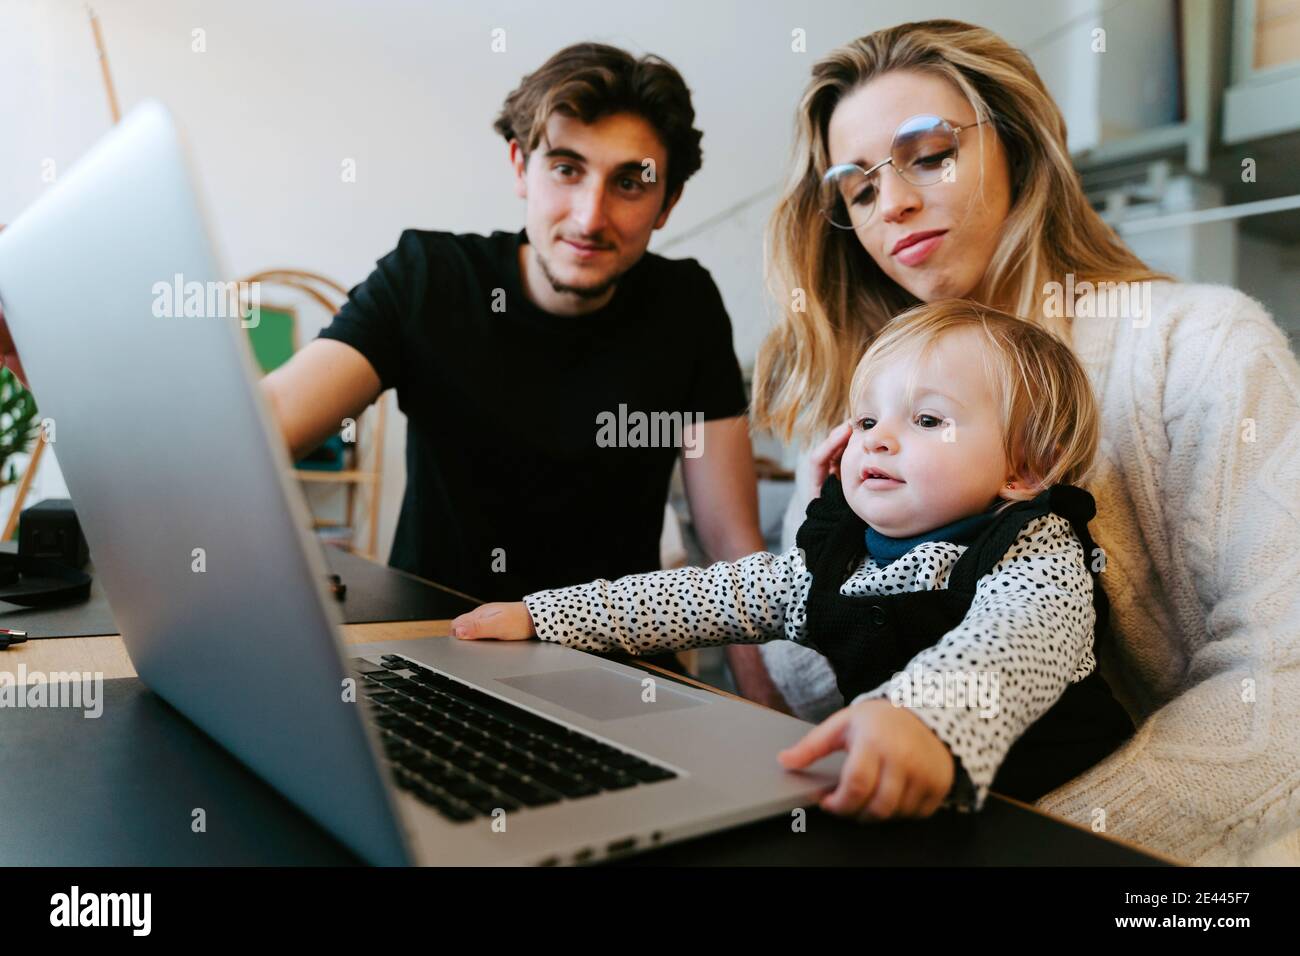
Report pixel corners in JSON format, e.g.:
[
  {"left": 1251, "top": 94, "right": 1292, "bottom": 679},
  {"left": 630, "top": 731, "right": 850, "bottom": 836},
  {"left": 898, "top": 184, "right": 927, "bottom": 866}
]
[{"left": 317, "top": 228, "right": 749, "bottom": 615}]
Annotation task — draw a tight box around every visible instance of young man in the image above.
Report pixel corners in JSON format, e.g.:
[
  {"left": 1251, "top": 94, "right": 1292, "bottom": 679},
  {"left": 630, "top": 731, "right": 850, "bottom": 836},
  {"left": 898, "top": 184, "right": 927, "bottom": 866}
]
[
  {"left": 0, "top": 44, "right": 784, "bottom": 697},
  {"left": 265, "top": 43, "right": 777, "bottom": 681}
]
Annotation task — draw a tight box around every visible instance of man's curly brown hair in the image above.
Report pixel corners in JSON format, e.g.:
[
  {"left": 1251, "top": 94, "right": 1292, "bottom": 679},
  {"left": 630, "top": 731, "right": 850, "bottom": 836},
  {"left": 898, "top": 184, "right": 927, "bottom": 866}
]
[{"left": 494, "top": 42, "right": 704, "bottom": 207}]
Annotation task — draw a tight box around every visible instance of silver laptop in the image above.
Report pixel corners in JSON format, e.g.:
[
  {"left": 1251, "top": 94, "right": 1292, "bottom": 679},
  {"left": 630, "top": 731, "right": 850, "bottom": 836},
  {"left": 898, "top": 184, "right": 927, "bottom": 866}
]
[{"left": 0, "top": 101, "right": 841, "bottom": 865}]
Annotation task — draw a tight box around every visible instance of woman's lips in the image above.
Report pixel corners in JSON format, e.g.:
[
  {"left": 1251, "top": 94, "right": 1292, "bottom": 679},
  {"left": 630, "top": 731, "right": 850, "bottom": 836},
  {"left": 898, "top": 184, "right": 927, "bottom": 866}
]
[{"left": 893, "top": 231, "right": 946, "bottom": 267}]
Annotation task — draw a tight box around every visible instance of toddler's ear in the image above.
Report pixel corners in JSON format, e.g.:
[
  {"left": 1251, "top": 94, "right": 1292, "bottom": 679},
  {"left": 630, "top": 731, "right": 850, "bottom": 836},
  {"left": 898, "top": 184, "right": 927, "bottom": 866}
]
[{"left": 999, "top": 474, "right": 1034, "bottom": 501}]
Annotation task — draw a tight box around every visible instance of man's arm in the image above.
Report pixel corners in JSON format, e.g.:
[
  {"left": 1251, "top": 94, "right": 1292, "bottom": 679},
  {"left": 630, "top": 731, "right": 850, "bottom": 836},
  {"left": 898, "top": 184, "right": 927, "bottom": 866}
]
[
  {"left": 680, "top": 414, "right": 793, "bottom": 712},
  {"left": 1, "top": 299, "right": 381, "bottom": 464},
  {"left": 260, "top": 338, "right": 383, "bottom": 461},
  {"left": 679, "top": 415, "right": 765, "bottom": 562}
]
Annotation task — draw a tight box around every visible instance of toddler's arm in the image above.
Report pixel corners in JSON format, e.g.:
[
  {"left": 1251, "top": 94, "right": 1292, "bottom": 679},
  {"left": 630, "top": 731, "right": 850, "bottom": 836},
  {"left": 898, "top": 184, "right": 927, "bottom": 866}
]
[
  {"left": 520, "top": 547, "right": 812, "bottom": 656},
  {"left": 850, "top": 513, "right": 1098, "bottom": 813}
]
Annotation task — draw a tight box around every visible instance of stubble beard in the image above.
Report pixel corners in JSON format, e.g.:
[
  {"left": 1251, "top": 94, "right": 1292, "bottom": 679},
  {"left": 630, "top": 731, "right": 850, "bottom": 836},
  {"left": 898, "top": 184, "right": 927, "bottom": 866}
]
[{"left": 534, "top": 243, "right": 629, "bottom": 301}]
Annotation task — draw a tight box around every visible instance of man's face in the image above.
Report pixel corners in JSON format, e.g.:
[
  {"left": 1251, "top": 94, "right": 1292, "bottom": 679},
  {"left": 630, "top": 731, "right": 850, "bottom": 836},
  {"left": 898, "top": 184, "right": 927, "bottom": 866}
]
[{"left": 512, "top": 111, "right": 678, "bottom": 304}]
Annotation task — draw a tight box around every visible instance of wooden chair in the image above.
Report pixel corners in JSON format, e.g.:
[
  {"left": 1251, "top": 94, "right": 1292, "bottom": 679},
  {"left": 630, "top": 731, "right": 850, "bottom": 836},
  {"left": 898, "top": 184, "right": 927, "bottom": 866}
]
[{"left": 239, "top": 269, "right": 387, "bottom": 560}]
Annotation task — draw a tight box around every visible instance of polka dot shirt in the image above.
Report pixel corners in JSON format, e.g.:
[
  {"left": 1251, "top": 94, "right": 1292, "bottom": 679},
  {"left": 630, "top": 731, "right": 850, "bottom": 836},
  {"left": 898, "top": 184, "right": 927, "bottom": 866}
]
[{"left": 523, "top": 512, "right": 1098, "bottom": 812}]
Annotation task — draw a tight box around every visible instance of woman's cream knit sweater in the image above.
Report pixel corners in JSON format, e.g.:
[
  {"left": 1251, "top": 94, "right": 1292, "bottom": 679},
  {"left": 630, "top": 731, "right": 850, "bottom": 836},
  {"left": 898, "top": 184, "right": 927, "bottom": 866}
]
[{"left": 762, "top": 281, "right": 1300, "bottom": 866}]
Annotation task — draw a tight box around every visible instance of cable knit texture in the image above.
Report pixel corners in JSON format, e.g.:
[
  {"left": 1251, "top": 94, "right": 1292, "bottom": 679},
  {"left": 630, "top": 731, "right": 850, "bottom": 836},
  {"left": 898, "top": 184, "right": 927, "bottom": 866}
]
[{"left": 761, "top": 282, "right": 1300, "bottom": 866}]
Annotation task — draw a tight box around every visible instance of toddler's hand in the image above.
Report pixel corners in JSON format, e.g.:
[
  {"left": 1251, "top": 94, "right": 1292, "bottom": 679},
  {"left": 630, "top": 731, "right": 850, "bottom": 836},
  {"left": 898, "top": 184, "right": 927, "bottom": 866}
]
[
  {"left": 451, "top": 602, "right": 537, "bottom": 641},
  {"left": 778, "top": 698, "right": 955, "bottom": 821}
]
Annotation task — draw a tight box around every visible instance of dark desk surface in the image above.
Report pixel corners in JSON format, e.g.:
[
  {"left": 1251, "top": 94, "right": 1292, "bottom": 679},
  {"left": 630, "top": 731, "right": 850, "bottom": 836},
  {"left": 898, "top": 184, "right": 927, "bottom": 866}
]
[
  {"left": 0, "top": 547, "right": 1175, "bottom": 866},
  {"left": 0, "top": 542, "right": 477, "bottom": 638},
  {"left": 0, "top": 677, "right": 1172, "bottom": 866},
  {"left": 619, "top": 793, "right": 1167, "bottom": 866}
]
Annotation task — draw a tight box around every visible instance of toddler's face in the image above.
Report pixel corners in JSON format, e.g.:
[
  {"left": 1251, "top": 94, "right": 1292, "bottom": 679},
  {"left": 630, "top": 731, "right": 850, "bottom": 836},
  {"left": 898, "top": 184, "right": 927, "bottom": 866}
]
[{"left": 841, "top": 327, "right": 1019, "bottom": 537}]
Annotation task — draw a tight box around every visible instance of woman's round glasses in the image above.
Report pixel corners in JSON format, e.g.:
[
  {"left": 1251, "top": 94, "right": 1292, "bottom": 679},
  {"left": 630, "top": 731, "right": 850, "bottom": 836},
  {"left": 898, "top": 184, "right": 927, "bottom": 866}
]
[{"left": 819, "top": 114, "right": 987, "bottom": 229}]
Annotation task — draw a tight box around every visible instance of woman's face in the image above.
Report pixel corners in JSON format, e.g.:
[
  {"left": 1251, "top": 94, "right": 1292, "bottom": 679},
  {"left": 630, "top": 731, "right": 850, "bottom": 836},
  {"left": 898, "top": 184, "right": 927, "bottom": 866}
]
[{"left": 826, "top": 70, "right": 1013, "bottom": 302}]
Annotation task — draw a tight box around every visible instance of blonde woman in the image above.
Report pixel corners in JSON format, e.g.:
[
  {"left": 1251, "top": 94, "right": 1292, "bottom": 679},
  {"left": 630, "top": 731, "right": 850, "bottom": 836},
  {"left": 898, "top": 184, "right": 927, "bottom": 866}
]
[{"left": 738, "top": 19, "right": 1300, "bottom": 865}]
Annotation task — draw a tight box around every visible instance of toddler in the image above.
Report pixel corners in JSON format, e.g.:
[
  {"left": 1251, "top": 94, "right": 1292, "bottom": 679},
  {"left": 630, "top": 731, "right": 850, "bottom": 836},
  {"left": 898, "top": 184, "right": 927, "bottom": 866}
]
[{"left": 453, "top": 299, "right": 1134, "bottom": 820}]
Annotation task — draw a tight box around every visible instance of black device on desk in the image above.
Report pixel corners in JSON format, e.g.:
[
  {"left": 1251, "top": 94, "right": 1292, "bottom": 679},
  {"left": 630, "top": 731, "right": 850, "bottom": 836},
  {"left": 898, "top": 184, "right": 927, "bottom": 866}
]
[{"left": 0, "top": 497, "right": 92, "bottom": 617}]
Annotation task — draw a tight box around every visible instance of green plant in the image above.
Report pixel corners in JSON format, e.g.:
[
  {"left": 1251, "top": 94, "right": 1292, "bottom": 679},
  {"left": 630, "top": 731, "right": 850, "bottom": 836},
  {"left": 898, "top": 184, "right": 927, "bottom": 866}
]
[{"left": 0, "top": 367, "right": 39, "bottom": 485}]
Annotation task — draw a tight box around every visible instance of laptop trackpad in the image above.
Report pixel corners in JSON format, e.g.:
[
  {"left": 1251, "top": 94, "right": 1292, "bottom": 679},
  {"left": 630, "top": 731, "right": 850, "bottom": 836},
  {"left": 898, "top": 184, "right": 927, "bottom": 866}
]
[{"left": 497, "top": 667, "right": 704, "bottom": 721}]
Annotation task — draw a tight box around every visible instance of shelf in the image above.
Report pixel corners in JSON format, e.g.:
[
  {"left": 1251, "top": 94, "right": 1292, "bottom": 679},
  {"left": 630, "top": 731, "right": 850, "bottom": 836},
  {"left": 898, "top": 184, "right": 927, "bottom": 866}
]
[
  {"left": 294, "top": 469, "right": 379, "bottom": 484},
  {"left": 1223, "top": 67, "right": 1300, "bottom": 142},
  {"left": 1069, "top": 0, "right": 1232, "bottom": 176},
  {"left": 1072, "top": 122, "right": 1194, "bottom": 172}
]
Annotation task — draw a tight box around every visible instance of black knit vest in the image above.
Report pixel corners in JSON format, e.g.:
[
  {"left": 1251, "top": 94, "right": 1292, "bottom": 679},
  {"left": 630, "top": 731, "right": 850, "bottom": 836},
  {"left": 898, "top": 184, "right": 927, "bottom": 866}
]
[{"left": 796, "top": 475, "right": 1135, "bottom": 804}]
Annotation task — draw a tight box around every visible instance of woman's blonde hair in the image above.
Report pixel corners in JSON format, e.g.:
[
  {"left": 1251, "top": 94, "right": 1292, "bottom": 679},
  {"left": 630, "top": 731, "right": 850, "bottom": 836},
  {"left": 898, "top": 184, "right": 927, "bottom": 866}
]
[
  {"left": 851, "top": 299, "right": 1100, "bottom": 512},
  {"left": 752, "top": 19, "right": 1167, "bottom": 446}
]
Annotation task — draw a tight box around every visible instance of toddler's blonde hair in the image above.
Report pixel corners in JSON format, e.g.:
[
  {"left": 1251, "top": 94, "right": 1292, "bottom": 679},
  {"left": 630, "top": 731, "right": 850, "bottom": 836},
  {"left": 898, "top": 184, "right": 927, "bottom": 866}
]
[{"left": 848, "top": 299, "right": 1100, "bottom": 513}]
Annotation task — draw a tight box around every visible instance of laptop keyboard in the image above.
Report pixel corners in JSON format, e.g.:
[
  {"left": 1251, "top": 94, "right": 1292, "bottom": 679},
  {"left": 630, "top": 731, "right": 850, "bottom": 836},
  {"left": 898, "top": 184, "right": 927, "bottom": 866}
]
[{"left": 350, "top": 655, "right": 678, "bottom": 824}]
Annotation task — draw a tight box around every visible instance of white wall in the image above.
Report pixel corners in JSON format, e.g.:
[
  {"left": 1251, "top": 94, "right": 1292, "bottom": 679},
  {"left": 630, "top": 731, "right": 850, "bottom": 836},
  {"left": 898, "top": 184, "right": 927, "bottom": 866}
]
[{"left": 0, "top": 0, "right": 1135, "bottom": 557}]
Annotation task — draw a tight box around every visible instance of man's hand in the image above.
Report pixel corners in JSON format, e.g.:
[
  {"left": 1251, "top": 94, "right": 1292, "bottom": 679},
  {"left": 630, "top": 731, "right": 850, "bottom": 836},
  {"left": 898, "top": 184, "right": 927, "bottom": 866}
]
[
  {"left": 451, "top": 602, "right": 537, "bottom": 641},
  {"left": 725, "top": 645, "right": 793, "bottom": 714},
  {"left": 778, "top": 698, "right": 955, "bottom": 820}
]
